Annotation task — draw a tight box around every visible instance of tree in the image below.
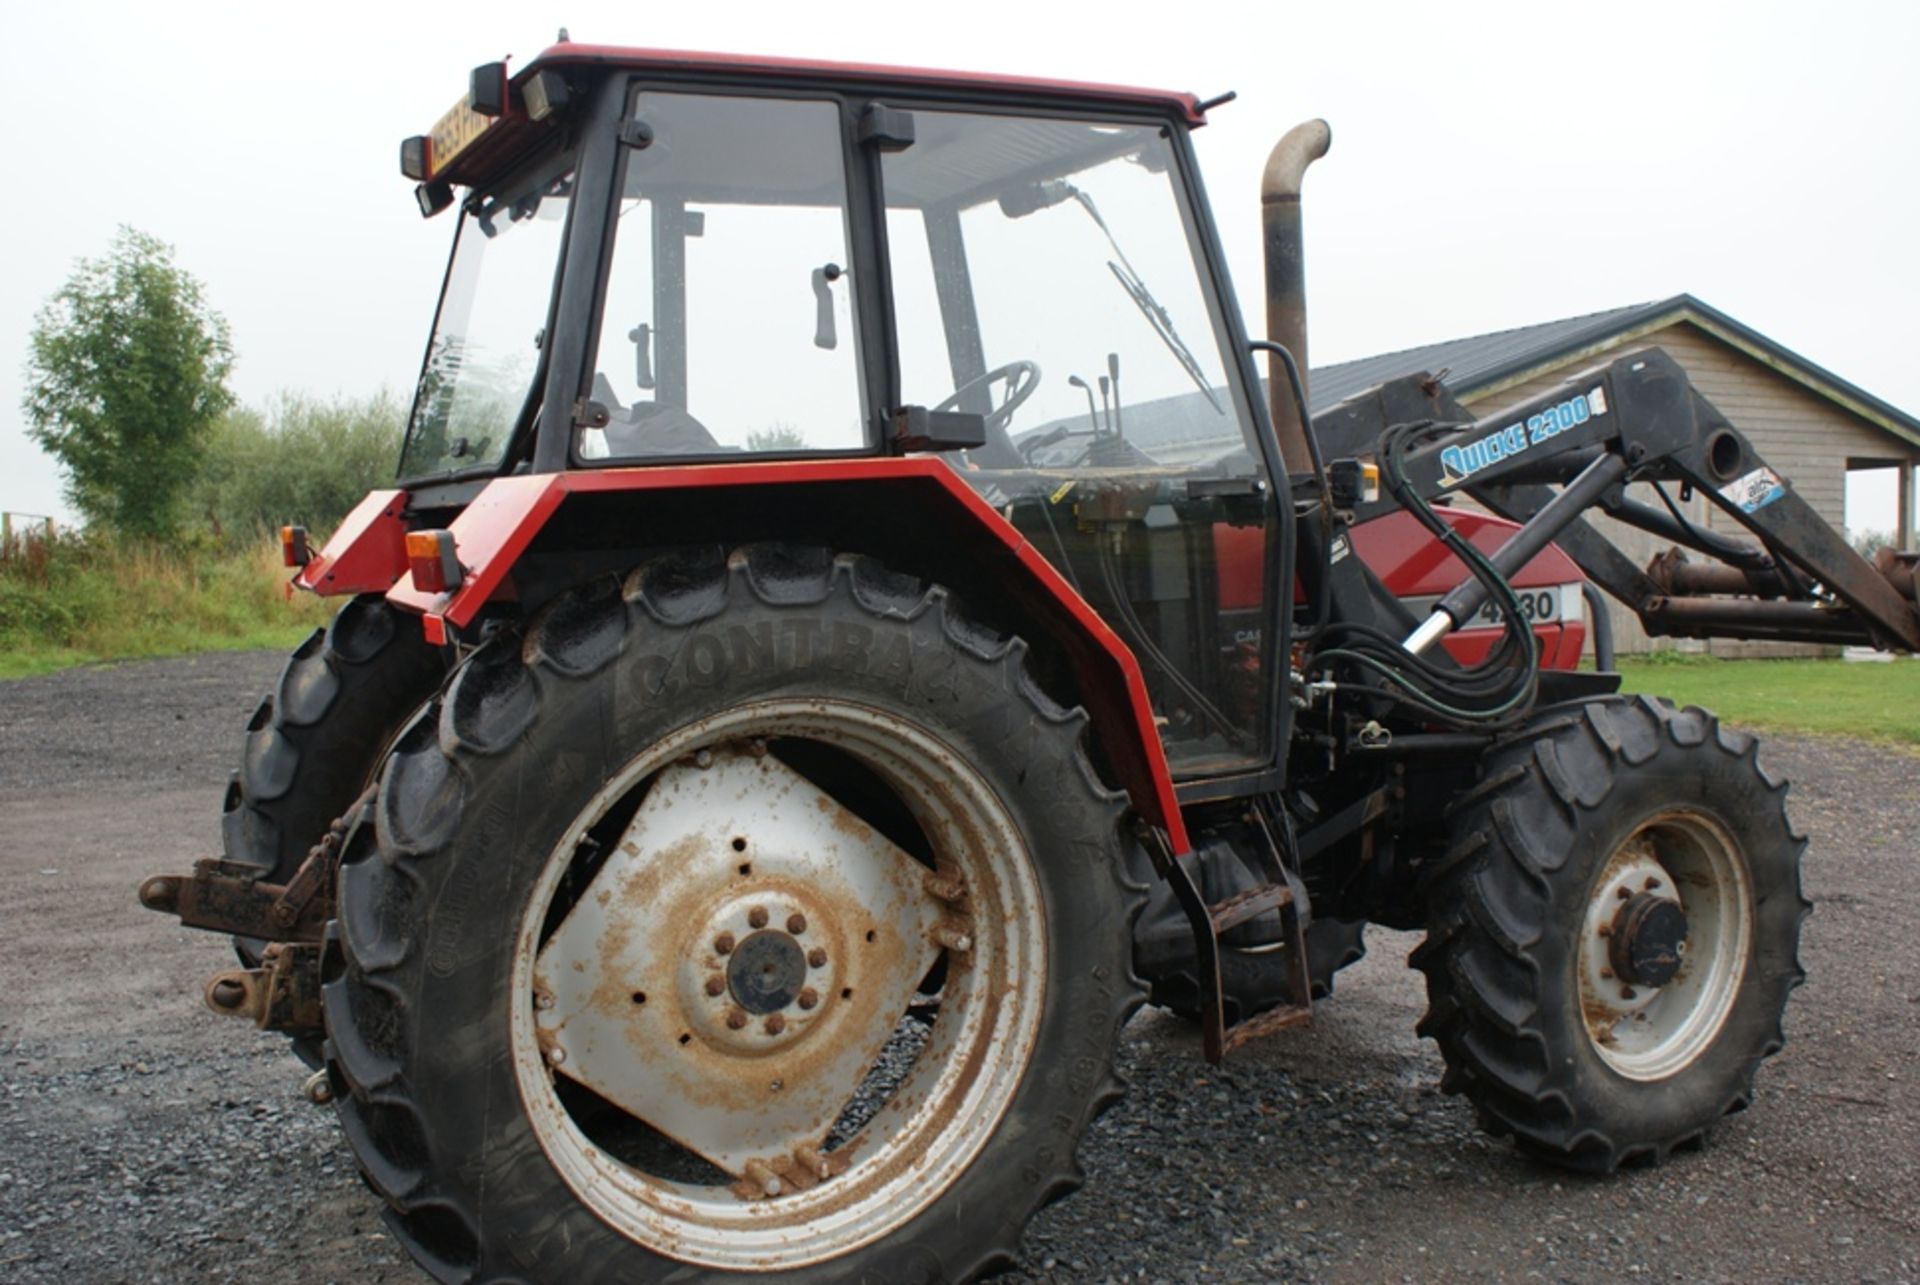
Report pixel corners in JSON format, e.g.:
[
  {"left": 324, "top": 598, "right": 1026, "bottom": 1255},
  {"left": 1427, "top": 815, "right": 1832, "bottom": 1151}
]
[
  {"left": 1850, "top": 528, "right": 1894, "bottom": 559},
  {"left": 190, "top": 391, "right": 405, "bottom": 547},
  {"left": 745, "top": 423, "right": 808, "bottom": 452},
  {"left": 23, "top": 227, "right": 234, "bottom": 540}
]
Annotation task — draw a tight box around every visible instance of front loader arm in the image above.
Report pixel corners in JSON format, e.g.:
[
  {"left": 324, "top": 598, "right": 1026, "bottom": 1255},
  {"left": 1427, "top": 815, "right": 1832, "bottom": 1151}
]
[{"left": 1329, "top": 347, "right": 1920, "bottom": 655}]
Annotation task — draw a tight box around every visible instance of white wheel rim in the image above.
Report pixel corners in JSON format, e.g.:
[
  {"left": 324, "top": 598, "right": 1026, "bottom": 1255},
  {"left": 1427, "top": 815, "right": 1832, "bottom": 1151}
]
[
  {"left": 1577, "top": 810, "right": 1753, "bottom": 1081},
  {"left": 509, "top": 699, "right": 1046, "bottom": 1270}
]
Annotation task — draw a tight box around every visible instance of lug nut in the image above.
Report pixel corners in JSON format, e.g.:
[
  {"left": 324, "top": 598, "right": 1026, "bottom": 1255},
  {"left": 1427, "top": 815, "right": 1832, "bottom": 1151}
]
[
  {"left": 764, "top": 1013, "right": 787, "bottom": 1035},
  {"left": 1617, "top": 886, "right": 1633, "bottom": 901},
  {"left": 744, "top": 1160, "right": 782, "bottom": 1197},
  {"left": 694, "top": 749, "right": 714, "bottom": 769},
  {"left": 786, "top": 913, "right": 807, "bottom": 935},
  {"left": 546, "top": 1045, "right": 566, "bottom": 1066},
  {"left": 808, "top": 947, "right": 828, "bottom": 968},
  {"left": 535, "top": 991, "right": 556, "bottom": 1010},
  {"left": 715, "top": 933, "right": 736, "bottom": 955},
  {"left": 1620, "top": 985, "right": 1638, "bottom": 1000},
  {"left": 705, "top": 976, "right": 726, "bottom": 997},
  {"left": 748, "top": 906, "right": 769, "bottom": 929},
  {"left": 797, "top": 988, "right": 819, "bottom": 1010},
  {"left": 933, "top": 924, "right": 973, "bottom": 953},
  {"left": 1599, "top": 968, "right": 1614, "bottom": 980},
  {"left": 1644, "top": 876, "right": 1662, "bottom": 891},
  {"left": 727, "top": 1009, "right": 748, "bottom": 1030},
  {"left": 1596, "top": 924, "right": 1613, "bottom": 938}
]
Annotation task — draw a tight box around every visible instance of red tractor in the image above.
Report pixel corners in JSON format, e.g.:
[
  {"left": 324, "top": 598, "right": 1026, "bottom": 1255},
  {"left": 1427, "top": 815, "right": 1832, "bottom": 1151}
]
[{"left": 143, "top": 40, "right": 1920, "bottom": 1283}]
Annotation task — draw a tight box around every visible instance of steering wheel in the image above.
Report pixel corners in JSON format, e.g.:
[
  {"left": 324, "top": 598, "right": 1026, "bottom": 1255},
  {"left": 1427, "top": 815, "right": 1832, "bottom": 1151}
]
[
  {"left": 932, "top": 359, "right": 1042, "bottom": 434},
  {"left": 929, "top": 360, "right": 1041, "bottom": 469}
]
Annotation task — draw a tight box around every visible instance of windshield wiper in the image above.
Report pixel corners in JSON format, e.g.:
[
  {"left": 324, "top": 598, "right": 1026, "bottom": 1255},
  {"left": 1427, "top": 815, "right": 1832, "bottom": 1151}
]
[{"left": 1064, "top": 187, "right": 1224, "bottom": 413}]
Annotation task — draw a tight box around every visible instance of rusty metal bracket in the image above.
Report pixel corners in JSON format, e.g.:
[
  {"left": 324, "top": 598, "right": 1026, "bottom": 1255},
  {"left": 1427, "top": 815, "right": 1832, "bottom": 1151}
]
[
  {"left": 139, "top": 859, "right": 329, "bottom": 942},
  {"left": 137, "top": 788, "right": 372, "bottom": 942},
  {"left": 203, "top": 943, "right": 324, "bottom": 1034}
]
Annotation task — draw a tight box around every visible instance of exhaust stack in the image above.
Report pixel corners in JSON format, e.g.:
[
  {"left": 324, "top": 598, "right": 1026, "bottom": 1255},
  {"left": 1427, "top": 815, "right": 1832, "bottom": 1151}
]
[{"left": 1262, "top": 119, "right": 1332, "bottom": 474}]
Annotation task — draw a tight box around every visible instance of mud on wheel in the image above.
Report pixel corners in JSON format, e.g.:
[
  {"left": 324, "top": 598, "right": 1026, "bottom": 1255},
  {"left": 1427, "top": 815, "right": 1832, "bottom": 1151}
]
[
  {"left": 324, "top": 545, "right": 1146, "bottom": 1282},
  {"left": 1414, "top": 695, "right": 1809, "bottom": 1172}
]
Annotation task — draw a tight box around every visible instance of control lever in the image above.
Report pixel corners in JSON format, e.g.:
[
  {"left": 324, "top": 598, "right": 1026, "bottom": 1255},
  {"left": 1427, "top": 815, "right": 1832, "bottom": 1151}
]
[
  {"left": 812, "top": 263, "right": 843, "bottom": 350},
  {"left": 628, "top": 323, "right": 654, "bottom": 389},
  {"left": 1107, "top": 351, "right": 1123, "bottom": 437}
]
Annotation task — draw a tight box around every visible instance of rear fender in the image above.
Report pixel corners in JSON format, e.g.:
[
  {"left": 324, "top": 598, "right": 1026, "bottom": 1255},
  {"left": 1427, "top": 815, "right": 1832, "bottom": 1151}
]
[
  {"left": 293, "top": 490, "right": 409, "bottom": 596},
  {"left": 331, "top": 459, "right": 1189, "bottom": 851}
]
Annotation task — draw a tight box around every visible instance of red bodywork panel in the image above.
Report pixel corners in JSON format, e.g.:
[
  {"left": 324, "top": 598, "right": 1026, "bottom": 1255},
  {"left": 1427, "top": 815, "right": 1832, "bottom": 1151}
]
[
  {"left": 309, "top": 459, "right": 1191, "bottom": 853},
  {"left": 1347, "top": 508, "right": 1589, "bottom": 670},
  {"left": 1211, "top": 507, "right": 1589, "bottom": 670},
  {"left": 294, "top": 490, "right": 408, "bottom": 596}
]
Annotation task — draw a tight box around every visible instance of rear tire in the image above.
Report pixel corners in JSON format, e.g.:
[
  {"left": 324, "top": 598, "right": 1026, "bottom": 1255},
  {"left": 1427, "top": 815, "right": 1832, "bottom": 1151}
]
[
  {"left": 222, "top": 594, "right": 443, "bottom": 888},
  {"left": 1413, "top": 696, "right": 1807, "bottom": 1172},
  {"left": 324, "top": 546, "right": 1146, "bottom": 1282}
]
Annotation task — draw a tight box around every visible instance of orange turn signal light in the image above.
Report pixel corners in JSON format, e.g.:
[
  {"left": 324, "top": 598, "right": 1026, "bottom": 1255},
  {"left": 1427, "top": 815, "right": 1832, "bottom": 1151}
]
[
  {"left": 406, "top": 529, "right": 463, "bottom": 594},
  {"left": 280, "top": 525, "right": 311, "bottom": 568}
]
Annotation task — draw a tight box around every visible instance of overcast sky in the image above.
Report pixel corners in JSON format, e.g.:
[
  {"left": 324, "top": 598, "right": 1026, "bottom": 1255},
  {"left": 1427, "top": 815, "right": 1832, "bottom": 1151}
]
[{"left": 3, "top": 0, "right": 1914, "bottom": 531}]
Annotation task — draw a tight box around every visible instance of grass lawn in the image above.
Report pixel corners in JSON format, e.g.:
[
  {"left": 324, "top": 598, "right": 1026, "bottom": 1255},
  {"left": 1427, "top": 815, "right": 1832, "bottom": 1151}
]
[
  {"left": 0, "top": 625, "right": 322, "bottom": 680},
  {"left": 0, "top": 535, "right": 333, "bottom": 679},
  {"left": 1615, "top": 654, "right": 1920, "bottom": 747}
]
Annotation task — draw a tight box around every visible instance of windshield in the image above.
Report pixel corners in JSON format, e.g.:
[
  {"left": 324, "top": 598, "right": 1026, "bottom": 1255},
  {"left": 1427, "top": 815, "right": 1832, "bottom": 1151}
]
[
  {"left": 398, "top": 160, "right": 573, "bottom": 480},
  {"left": 883, "top": 111, "right": 1275, "bottom": 774},
  {"left": 885, "top": 113, "right": 1252, "bottom": 469}
]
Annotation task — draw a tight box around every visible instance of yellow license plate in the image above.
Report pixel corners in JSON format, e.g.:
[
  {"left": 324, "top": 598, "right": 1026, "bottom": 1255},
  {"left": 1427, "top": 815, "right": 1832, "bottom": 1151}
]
[{"left": 429, "top": 95, "right": 492, "bottom": 178}]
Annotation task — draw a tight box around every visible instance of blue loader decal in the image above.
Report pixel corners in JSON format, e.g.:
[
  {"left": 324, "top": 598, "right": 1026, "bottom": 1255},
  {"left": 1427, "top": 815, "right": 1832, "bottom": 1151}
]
[{"left": 1438, "top": 386, "right": 1608, "bottom": 487}]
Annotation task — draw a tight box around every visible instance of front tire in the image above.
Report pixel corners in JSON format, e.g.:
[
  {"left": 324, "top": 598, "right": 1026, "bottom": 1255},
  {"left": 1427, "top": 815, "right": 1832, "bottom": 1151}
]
[
  {"left": 324, "top": 546, "right": 1146, "bottom": 1282},
  {"left": 1413, "top": 696, "right": 1808, "bottom": 1171}
]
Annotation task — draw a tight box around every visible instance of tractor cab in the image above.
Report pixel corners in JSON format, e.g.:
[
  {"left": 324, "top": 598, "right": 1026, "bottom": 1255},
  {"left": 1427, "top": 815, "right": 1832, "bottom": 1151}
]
[{"left": 399, "top": 45, "right": 1285, "bottom": 776}]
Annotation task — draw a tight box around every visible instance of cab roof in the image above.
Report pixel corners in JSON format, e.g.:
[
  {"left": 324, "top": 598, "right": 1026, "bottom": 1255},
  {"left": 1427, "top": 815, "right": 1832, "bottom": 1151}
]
[{"left": 520, "top": 42, "right": 1208, "bottom": 125}]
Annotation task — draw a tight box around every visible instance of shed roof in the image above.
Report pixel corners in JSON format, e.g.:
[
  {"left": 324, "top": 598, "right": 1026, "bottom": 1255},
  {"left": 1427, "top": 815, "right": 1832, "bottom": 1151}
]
[{"left": 1307, "top": 294, "right": 1920, "bottom": 450}]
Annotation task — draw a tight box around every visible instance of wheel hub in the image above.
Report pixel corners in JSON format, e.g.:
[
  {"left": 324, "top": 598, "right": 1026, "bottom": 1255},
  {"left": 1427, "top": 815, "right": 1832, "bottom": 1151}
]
[
  {"left": 1576, "top": 814, "right": 1753, "bottom": 1080},
  {"left": 674, "top": 886, "right": 843, "bottom": 1055},
  {"left": 728, "top": 931, "right": 808, "bottom": 1014},
  {"left": 1608, "top": 892, "right": 1688, "bottom": 987}
]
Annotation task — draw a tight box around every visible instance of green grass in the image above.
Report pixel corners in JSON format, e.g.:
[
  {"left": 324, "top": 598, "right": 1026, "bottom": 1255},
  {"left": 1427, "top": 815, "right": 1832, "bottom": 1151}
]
[
  {"left": 0, "top": 532, "right": 333, "bottom": 679},
  {"left": 1615, "top": 653, "right": 1920, "bottom": 747}
]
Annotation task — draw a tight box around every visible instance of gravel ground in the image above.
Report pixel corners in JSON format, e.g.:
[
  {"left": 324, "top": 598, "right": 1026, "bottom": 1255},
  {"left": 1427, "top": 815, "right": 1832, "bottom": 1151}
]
[{"left": 1, "top": 650, "right": 1916, "bottom": 1283}]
